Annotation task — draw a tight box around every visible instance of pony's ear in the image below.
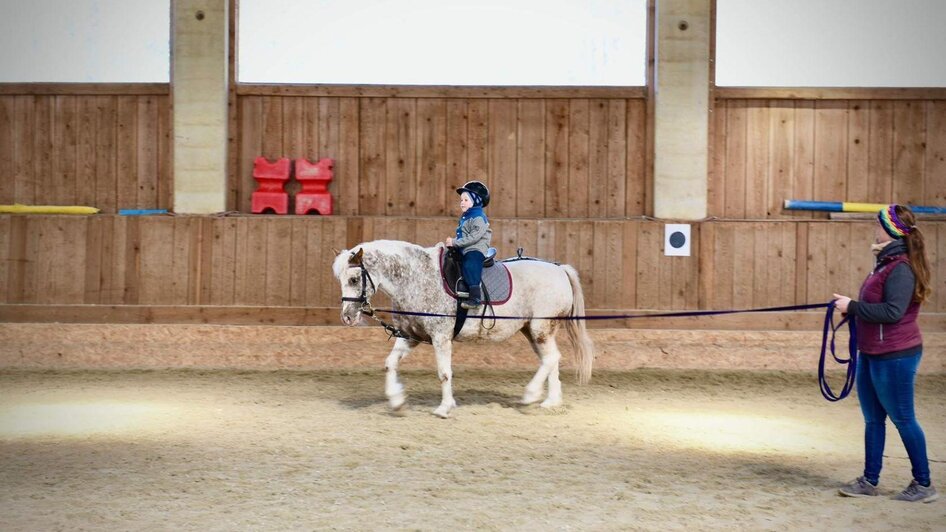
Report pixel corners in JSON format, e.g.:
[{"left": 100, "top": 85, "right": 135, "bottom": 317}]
[
  {"left": 348, "top": 248, "right": 364, "bottom": 265},
  {"left": 332, "top": 247, "right": 341, "bottom": 256}
]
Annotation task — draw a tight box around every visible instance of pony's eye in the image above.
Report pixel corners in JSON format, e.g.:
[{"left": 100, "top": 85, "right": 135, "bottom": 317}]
[{"left": 348, "top": 278, "right": 359, "bottom": 286}]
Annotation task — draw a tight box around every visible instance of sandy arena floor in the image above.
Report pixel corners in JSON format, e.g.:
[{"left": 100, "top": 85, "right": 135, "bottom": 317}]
[{"left": 0, "top": 369, "right": 944, "bottom": 531}]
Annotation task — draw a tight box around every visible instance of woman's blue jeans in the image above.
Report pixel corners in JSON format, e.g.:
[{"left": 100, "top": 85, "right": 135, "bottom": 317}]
[{"left": 856, "top": 351, "right": 930, "bottom": 485}]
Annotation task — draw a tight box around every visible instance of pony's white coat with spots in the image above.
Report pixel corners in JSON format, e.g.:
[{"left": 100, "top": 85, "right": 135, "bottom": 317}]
[{"left": 333, "top": 240, "right": 595, "bottom": 418}]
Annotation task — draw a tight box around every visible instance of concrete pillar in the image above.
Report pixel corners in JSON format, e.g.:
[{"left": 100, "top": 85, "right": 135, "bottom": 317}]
[
  {"left": 653, "top": 0, "right": 710, "bottom": 220},
  {"left": 172, "top": 0, "right": 228, "bottom": 214}
]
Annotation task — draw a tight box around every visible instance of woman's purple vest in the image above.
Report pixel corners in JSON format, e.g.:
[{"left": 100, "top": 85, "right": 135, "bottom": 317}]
[{"left": 856, "top": 254, "right": 922, "bottom": 355}]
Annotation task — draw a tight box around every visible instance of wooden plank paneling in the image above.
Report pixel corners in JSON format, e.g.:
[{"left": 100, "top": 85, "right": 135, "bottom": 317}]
[
  {"left": 445, "top": 100, "right": 468, "bottom": 211},
  {"left": 792, "top": 101, "right": 816, "bottom": 218},
  {"left": 210, "top": 217, "right": 237, "bottom": 305},
  {"left": 731, "top": 222, "right": 753, "bottom": 308},
  {"left": 138, "top": 218, "right": 174, "bottom": 304},
  {"left": 231, "top": 94, "right": 648, "bottom": 218},
  {"left": 587, "top": 100, "right": 609, "bottom": 218},
  {"left": 289, "top": 217, "right": 308, "bottom": 307},
  {"left": 568, "top": 99, "right": 590, "bottom": 218},
  {"left": 625, "top": 100, "right": 647, "bottom": 217},
  {"left": 467, "top": 99, "right": 489, "bottom": 185},
  {"left": 0, "top": 217, "right": 8, "bottom": 301},
  {"left": 0, "top": 97, "right": 13, "bottom": 203},
  {"left": 52, "top": 96, "right": 77, "bottom": 206},
  {"left": 116, "top": 96, "right": 139, "bottom": 210},
  {"left": 303, "top": 217, "right": 324, "bottom": 306},
  {"left": 4, "top": 215, "right": 946, "bottom": 318},
  {"left": 76, "top": 97, "right": 97, "bottom": 208},
  {"left": 237, "top": 97, "right": 262, "bottom": 212},
  {"left": 516, "top": 100, "right": 545, "bottom": 217},
  {"left": 0, "top": 93, "right": 170, "bottom": 213},
  {"left": 745, "top": 102, "right": 769, "bottom": 217},
  {"left": 33, "top": 96, "right": 53, "bottom": 205},
  {"left": 806, "top": 223, "right": 829, "bottom": 305},
  {"left": 845, "top": 101, "right": 869, "bottom": 203},
  {"left": 486, "top": 100, "right": 517, "bottom": 218},
  {"left": 892, "top": 101, "right": 926, "bottom": 204},
  {"left": 926, "top": 101, "right": 946, "bottom": 206},
  {"left": 13, "top": 97, "right": 35, "bottom": 205},
  {"left": 94, "top": 96, "right": 117, "bottom": 212},
  {"left": 867, "top": 101, "right": 894, "bottom": 205},
  {"left": 723, "top": 100, "right": 747, "bottom": 218},
  {"left": 136, "top": 96, "right": 159, "bottom": 208},
  {"left": 769, "top": 101, "right": 794, "bottom": 218},
  {"left": 635, "top": 222, "right": 660, "bottom": 309},
  {"left": 264, "top": 218, "right": 292, "bottom": 306},
  {"left": 606, "top": 99, "right": 627, "bottom": 218},
  {"left": 261, "top": 96, "right": 283, "bottom": 159},
  {"left": 416, "top": 99, "right": 446, "bottom": 215},
  {"left": 544, "top": 100, "right": 569, "bottom": 217},
  {"left": 385, "top": 98, "right": 416, "bottom": 215},
  {"left": 813, "top": 101, "right": 848, "bottom": 203},
  {"left": 713, "top": 98, "right": 946, "bottom": 219},
  {"left": 359, "top": 98, "right": 386, "bottom": 215},
  {"left": 709, "top": 100, "right": 727, "bottom": 216}
]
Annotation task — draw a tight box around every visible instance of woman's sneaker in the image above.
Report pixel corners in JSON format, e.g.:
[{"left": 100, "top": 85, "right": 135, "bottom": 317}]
[
  {"left": 892, "top": 480, "right": 939, "bottom": 503},
  {"left": 839, "top": 476, "right": 879, "bottom": 497}
]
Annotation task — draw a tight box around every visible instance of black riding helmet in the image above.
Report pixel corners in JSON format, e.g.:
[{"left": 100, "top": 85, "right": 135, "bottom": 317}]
[{"left": 456, "top": 181, "right": 490, "bottom": 207}]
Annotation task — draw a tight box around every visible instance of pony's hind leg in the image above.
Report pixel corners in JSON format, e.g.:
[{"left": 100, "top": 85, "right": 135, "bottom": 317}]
[
  {"left": 521, "top": 320, "right": 563, "bottom": 407},
  {"left": 385, "top": 338, "right": 418, "bottom": 410}
]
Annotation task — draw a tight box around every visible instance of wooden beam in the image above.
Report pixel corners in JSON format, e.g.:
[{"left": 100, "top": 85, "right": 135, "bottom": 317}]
[
  {"left": 236, "top": 84, "right": 646, "bottom": 99},
  {"left": 715, "top": 87, "right": 946, "bottom": 101},
  {"left": 0, "top": 83, "right": 170, "bottom": 96}
]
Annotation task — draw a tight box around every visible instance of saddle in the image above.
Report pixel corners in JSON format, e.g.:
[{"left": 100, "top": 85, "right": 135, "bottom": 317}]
[{"left": 439, "top": 246, "right": 512, "bottom": 305}]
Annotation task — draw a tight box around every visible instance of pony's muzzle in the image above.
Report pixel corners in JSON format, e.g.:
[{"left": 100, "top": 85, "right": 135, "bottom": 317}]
[{"left": 340, "top": 305, "right": 367, "bottom": 326}]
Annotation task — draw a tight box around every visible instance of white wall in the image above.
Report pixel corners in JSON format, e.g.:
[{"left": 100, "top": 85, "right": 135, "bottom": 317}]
[
  {"left": 0, "top": 0, "right": 170, "bottom": 83},
  {"left": 716, "top": 0, "right": 946, "bottom": 87},
  {"left": 238, "top": 0, "right": 648, "bottom": 86}
]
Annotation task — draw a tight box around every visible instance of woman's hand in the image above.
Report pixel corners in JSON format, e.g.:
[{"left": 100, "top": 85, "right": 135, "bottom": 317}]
[
  {"left": 445, "top": 237, "right": 454, "bottom": 247},
  {"left": 832, "top": 293, "right": 852, "bottom": 314}
]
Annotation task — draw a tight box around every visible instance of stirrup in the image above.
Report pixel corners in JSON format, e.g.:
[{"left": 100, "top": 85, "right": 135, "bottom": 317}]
[
  {"left": 455, "top": 279, "right": 469, "bottom": 298},
  {"left": 460, "top": 299, "right": 481, "bottom": 310}
]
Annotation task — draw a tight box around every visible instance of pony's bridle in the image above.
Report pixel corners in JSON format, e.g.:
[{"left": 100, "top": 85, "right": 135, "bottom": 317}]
[{"left": 340, "top": 263, "right": 376, "bottom": 315}]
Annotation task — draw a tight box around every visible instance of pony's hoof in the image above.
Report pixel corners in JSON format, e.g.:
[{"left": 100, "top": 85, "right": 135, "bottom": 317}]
[
  {"left": 521, "top": 390, "right": 543, "bottom": 405},
  {"left": 540, "top": 398, "right": 563, "bottom": 409},
  {"left": 432, "top": 401, "right": 456, "bottom": 418},
  {"left": 389, "top": 394, "right": 406, "bottom": 411}
]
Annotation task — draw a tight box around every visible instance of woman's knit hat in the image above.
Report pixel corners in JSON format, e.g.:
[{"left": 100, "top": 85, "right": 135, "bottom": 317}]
[{"left": 878, "top": 204, "right": 913, "bottom": 239}]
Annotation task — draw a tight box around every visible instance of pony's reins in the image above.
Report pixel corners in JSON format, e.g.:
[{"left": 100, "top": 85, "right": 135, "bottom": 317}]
[{"left": 342, "top": 262, "right": 858, "bottom": 401}]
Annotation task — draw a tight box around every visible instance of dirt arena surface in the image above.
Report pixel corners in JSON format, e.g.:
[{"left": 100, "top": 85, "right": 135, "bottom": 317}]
[{"left": 1, "top": 369, "right": 943, "bottom": 531}]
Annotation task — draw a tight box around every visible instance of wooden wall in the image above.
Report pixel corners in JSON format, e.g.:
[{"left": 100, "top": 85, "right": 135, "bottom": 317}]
[
  {"left": 4, "top": 215, "right": 944, "bottom": 318},
  {"left": 234, "top": 90, "right": 648, "bottom": 218},
  {"left": 0, "top": 85, "right": 172, "bottom": 213},
  {"left": 711, "top": 98, "right": 946, "bottom": 219}
]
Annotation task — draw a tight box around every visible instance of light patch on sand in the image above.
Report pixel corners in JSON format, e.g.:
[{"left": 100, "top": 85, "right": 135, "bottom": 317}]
[
  {"left": 625, "top": 409, "right": 848, "bottom": 455},
  {"left": 0, "top": 401, "right": 173, "bottom": 438}
]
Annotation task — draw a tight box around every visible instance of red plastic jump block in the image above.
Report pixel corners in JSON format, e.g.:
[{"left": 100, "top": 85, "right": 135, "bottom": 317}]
[
  {"left": 251, "top": 156, "right": 291, "bottom": 214},
  {"left": 294, "top": 158, "right": 334, "bottom": 215}
]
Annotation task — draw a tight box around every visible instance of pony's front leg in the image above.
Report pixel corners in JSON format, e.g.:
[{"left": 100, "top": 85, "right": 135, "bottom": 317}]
[
  {"left": 431, "top": 337, "right": 457, "bottom": 418},
  {"left": 385, "top": 338, "right": 417, "bottom": 410}
]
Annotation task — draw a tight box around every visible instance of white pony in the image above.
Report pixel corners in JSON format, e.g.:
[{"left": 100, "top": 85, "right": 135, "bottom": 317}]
[{"left": 333, "top": 240, "right": 595, "bottom": 418}]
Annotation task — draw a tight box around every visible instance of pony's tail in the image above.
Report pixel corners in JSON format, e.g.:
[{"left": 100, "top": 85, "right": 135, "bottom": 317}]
[{"left": 562, "top": 265, "right": 595, "bottom": 385}]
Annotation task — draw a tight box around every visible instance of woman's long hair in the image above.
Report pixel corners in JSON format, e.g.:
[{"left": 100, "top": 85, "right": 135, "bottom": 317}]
[{"left": 897, "top": 205, "right": 932, "bottom": 303}]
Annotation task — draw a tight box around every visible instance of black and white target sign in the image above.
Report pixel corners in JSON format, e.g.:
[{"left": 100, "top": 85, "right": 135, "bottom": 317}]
[{"left": 664, "top": 224, "right": 691, "bottom": 257}]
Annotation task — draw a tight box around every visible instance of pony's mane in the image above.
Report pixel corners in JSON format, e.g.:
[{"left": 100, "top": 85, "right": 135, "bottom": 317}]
[{"left": 332, "top": 239, "right": 438, "bottom": 279}]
